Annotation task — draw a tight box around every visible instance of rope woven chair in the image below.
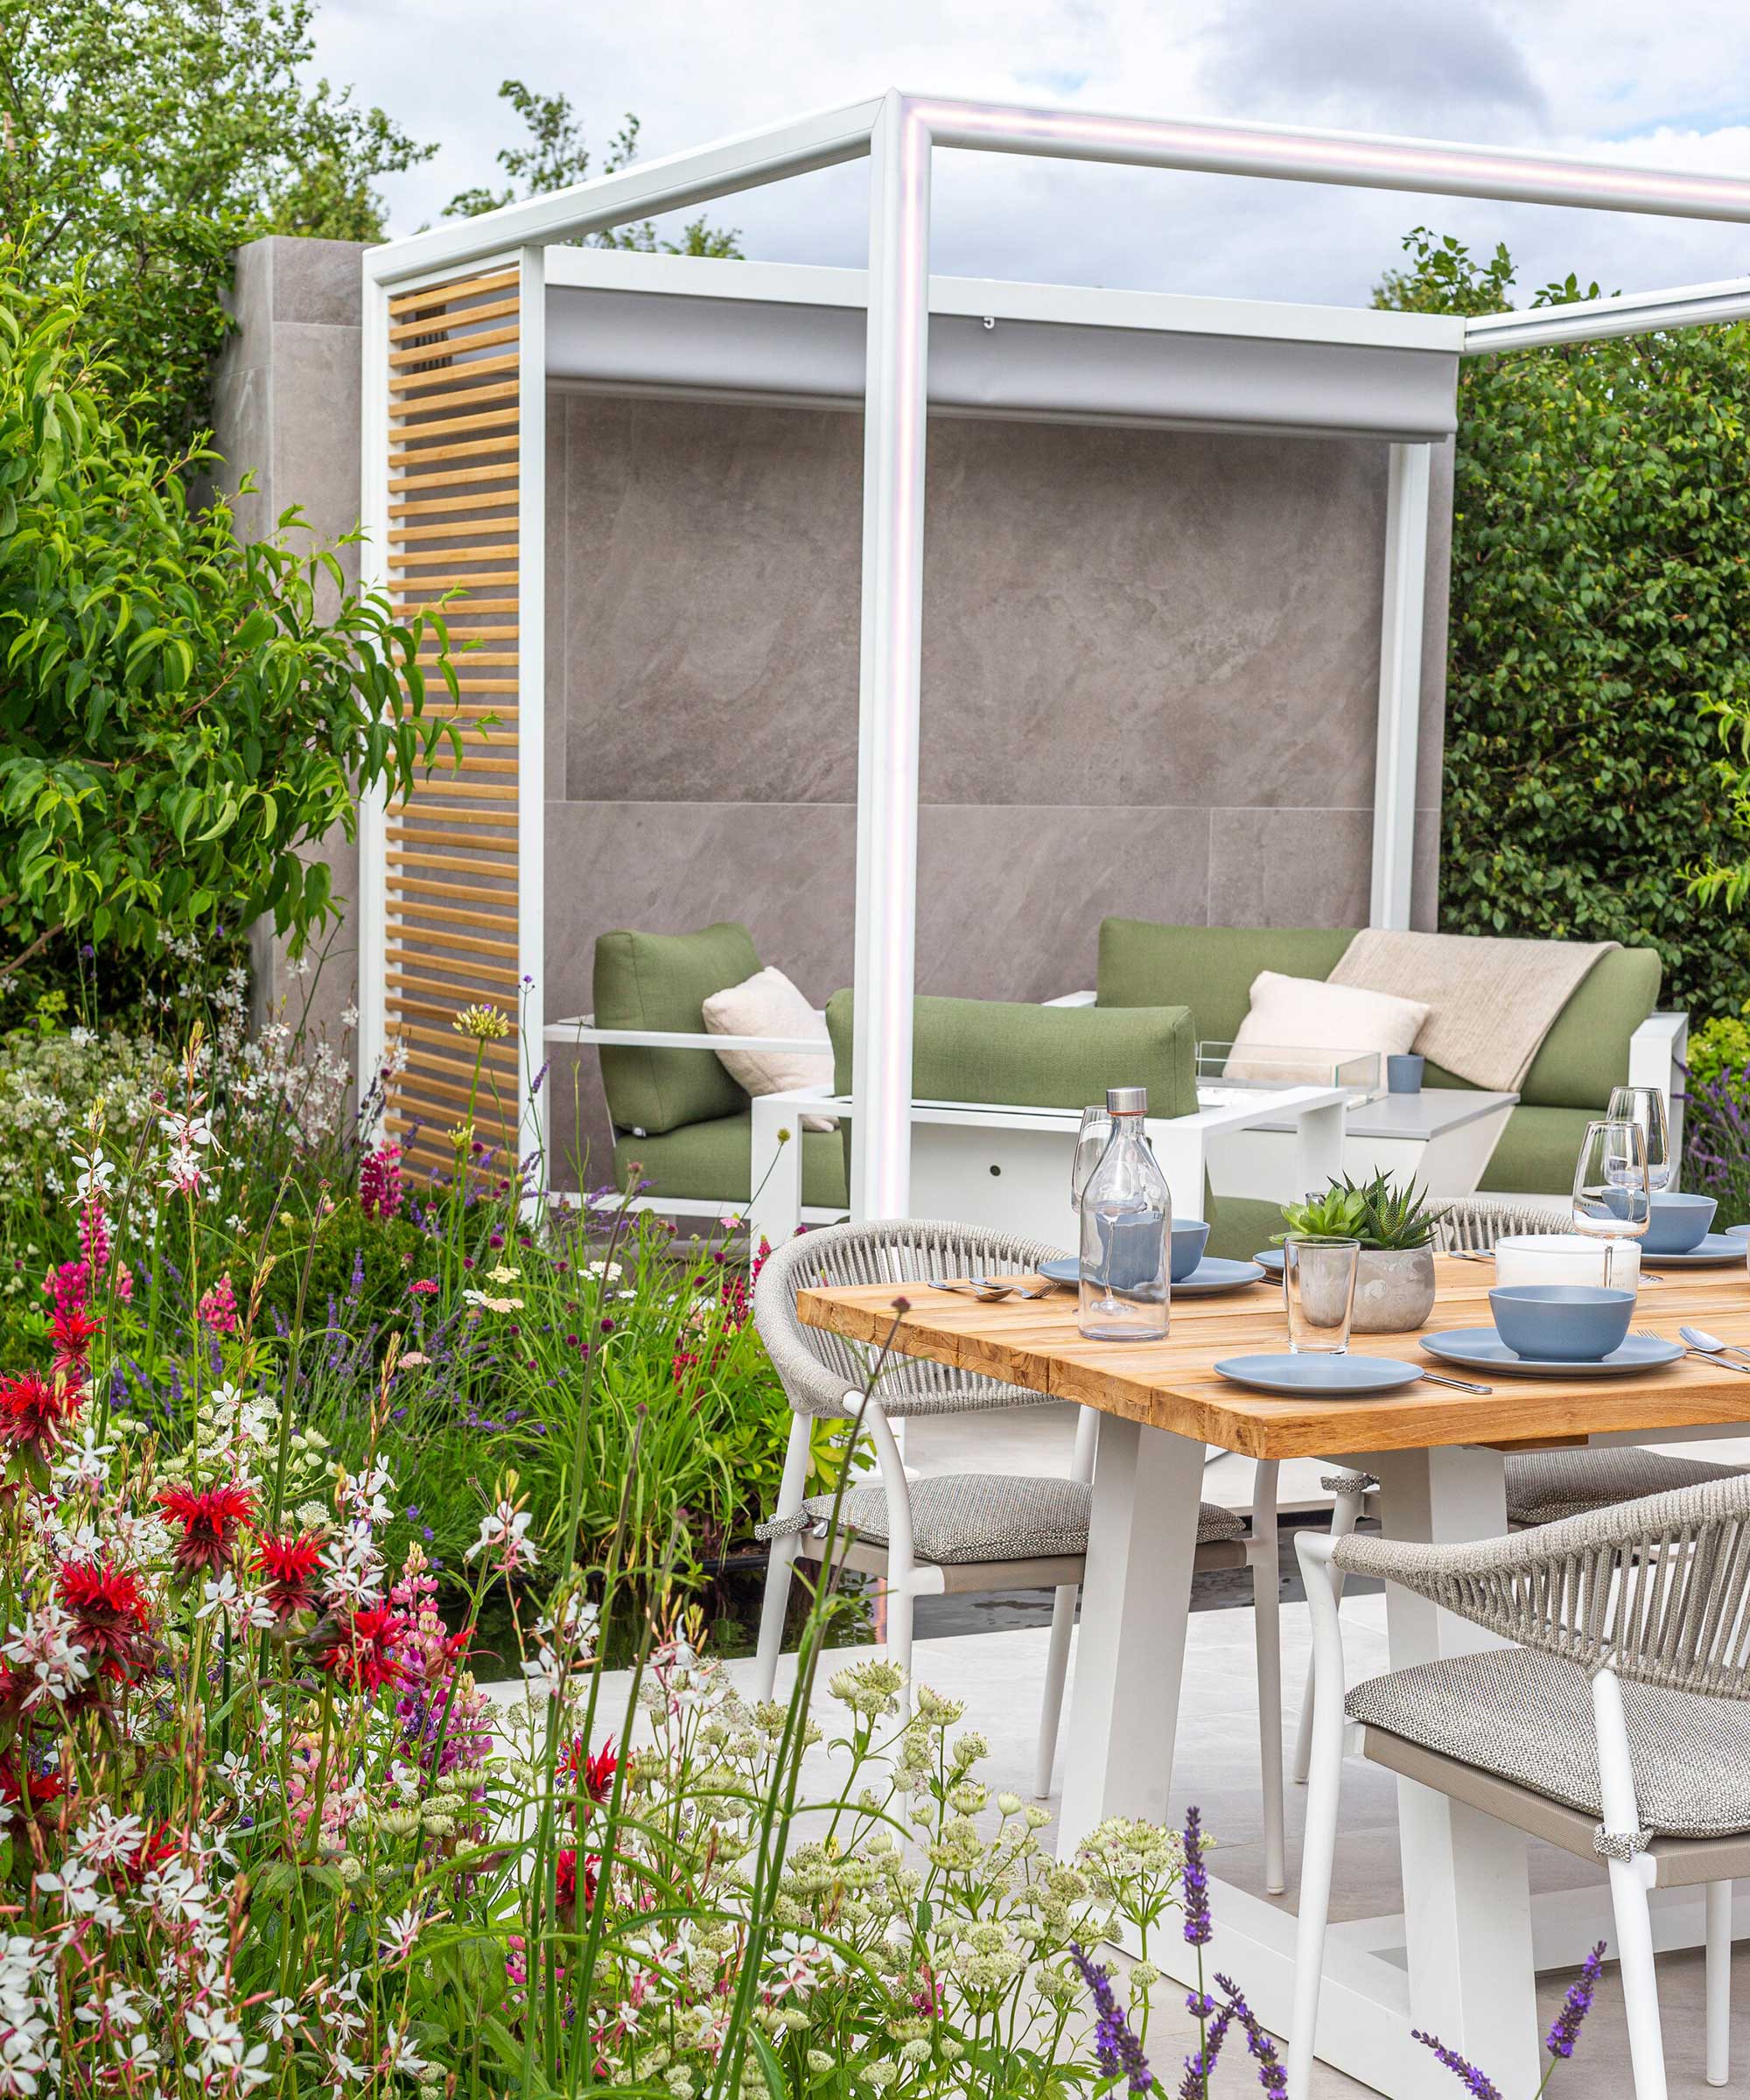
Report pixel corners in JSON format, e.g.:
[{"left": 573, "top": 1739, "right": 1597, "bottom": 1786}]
[
  {"left": 1291, "top": 1474, "right": 1750, "bottom": 2100},
  {"left": 1291, "top": 1194, "right": 1747, "bottom": 1785},
  {"left": 751, "top": 1218, "right": 1298, "bottom": 1891}
]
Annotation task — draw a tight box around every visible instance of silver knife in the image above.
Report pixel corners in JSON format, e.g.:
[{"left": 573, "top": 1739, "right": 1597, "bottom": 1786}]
[{"left": 1418, "top": 1369, "right": 1493, "bottom": 1394}]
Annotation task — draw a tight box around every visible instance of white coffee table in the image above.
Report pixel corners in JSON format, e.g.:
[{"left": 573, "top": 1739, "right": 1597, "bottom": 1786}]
[{"left": 1208, "top": 1084, "right": 1518, "bottom": 1202}]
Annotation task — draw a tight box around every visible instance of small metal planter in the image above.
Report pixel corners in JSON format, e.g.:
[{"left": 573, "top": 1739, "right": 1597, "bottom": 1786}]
[{"left": 1351, "top": 1247, "right": 1437, "bottom": 1334}]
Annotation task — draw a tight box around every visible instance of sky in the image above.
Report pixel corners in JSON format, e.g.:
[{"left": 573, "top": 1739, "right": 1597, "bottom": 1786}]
[{"left": 311, "top": 0, "right": 1750, "bottom": 311}]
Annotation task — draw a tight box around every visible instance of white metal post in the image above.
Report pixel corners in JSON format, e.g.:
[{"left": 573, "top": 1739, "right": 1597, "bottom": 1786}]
[
  {"left": 516, "top": 247, "right": 548, "bottom": 1180},
  {"left": 1369, "top": 441, "right": 1432, "bottom": 930},
  {"left": 850, "top": 93, "right": 932, "bottom": 1221},
  {"left": 356, "top": 262, "right": 391, "bottom": 1127}
]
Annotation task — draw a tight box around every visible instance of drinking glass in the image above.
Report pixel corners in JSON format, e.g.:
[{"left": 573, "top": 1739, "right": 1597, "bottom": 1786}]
[
  {"left": 1606, "top": 1085, "right": 1674, "bottom": 1194},
  {"left": 1283, "top": 1236, "right": 1360, "bottom": 1354},
  {"left": 1070, "top": 1105, "right": 1114, "bottom": 1212},
  {"left": 1571, "top": 1117, "right": 1650, "bottom": 1291}
]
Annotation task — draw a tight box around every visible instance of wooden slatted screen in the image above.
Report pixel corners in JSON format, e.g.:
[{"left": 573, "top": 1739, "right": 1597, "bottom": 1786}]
[{"left": 382, "top": 265, "right": 524, "bottom": 1180}]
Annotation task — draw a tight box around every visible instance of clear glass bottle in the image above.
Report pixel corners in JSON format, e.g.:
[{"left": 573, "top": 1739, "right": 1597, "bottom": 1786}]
[{"left": 1078, "top": 1085, "right": 1171, "bottom": 1341}]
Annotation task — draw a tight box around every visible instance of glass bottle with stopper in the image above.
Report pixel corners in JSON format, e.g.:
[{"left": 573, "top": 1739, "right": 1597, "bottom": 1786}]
[{"left": 1078, "top": 1085, "right": 1171, "bottom": 1341}]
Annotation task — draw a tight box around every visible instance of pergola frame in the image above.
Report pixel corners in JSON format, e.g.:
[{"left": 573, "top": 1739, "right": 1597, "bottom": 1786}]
[{"left": 360, "top": 89, "right": 1750, "bottom": 1219}]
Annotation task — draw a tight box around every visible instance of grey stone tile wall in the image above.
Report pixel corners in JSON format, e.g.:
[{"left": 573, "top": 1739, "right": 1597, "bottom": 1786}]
[{"left": 211, "top": 238, "right": 1454, "bottom": 1181}]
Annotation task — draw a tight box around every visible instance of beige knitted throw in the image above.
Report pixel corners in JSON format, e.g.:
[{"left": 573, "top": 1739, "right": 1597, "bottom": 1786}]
[{"left": 1328, "top": 929, "right": 1618, "bottom": 1094}]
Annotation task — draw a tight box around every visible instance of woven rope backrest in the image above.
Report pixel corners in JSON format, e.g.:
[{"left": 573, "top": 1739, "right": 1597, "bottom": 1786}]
[
  {"left": 1337, "top": 1475, "right": 1750, "bottom": 1696},
  {"left": 753, "top": 1219, "right": 1066, "bottom": 1418},
  {"left": 1433, "top": 1196, "right": 1572, "bottom": 1253}
]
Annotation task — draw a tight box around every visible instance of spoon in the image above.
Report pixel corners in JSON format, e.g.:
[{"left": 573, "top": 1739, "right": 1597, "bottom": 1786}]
[
  {"left": 933, "top": 1279, "right": 1022, "bottom": 1303},
  {"left": 1678, "top": 1324, "right": 1750, "bottom": 1367}
]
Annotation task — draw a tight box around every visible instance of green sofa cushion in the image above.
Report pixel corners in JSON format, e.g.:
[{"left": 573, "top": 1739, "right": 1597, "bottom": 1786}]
[
  {"left": 1474, "top": 1105, "right": 1595, "bottom": 1198},
  {"left": 824, "top": 993, "right": 1199, "bottom": 1117},
  {"left": 593, "top": 921, "right": 761, "bottom": 1136},
  {"left": 1096, "top": 917, "right": 1662, "bottom": 1113},
  {"left": 614, "top": 1116, "right": 849, "bottom": 1211},
  {"left": 1203, "top": 1194, "right": 1284, "bottom": 1266},
  {"left": 1096, "top": 920, "right": 1356, "bottom": 1047}
]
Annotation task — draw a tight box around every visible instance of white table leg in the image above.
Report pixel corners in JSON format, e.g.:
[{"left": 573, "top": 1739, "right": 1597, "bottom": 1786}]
[
  {"left": 749, "top": 1093, "right": 806, "bottom": 1251},
  {"left": 1293, "top": 1099, "right": 1347, "bottom": 1197},
  {"left": 1368, "top": 1445, "right": 1542, "bottom": 2099},
  {"left": 1056, "top": 1415, "right": 1206, "bottom": 1853}
]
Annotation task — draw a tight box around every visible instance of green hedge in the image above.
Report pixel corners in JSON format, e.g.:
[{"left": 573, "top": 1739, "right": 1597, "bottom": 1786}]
[{"left": 1380, "top": 233, "right": 1750, "bottom": 1020}]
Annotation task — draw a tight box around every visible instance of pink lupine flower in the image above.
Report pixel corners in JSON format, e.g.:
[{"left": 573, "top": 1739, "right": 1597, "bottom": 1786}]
[{"left": 197, "top": 1275, "right": 240, "bottom": 1334}]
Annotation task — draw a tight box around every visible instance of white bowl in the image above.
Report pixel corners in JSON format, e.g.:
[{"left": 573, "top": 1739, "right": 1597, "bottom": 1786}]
[{"left": 1492, "top": 1232, "right": 1642, "bottom": 1293}]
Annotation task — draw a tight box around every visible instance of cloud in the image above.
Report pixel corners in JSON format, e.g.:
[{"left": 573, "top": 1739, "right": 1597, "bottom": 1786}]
[{"left": 1199, "top": 0, "right": 1550, "bottom": 136}]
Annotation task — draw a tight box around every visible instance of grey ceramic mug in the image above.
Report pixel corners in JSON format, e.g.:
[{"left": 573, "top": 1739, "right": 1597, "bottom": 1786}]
[{"left": 1387, "top": 1054, "right": 1424, "bottom": 1095}]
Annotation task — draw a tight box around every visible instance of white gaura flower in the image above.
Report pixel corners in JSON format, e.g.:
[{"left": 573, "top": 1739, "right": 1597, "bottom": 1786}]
[
  {"left": 2, "top": 1604, "right": 90, "bottom": 1710},
  {"left": 68, "top": 1808, "right": 147, "bottom": 1868},
  {"left": 465, "top": 1500, "right": 538, "bottom": 1572},
  {"left": 72, "top": 1151, "right": 113, "bottom": 1204},
  {"left": 382, "top": 2027, "right": 431, "bottom": 2079},
  {"left": 262, "top": 1999, "right": 300, "bottom": 2043}
]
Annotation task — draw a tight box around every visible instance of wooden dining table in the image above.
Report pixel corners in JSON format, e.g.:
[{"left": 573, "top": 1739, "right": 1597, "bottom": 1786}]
[{"left": 798, "top": 1253, "right": 1750, "bottom": 2100}]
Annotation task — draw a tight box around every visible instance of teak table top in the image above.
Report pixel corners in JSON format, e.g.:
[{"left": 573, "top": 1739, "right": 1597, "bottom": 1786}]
[{"left": 795, "top": 1253, "right": 1750, "bottom": 1460}]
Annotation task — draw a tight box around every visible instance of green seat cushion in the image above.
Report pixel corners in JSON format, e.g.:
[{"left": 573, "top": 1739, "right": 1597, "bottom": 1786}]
[
  {"left": 1096, "top": 920, "right": 1356, "bottom": 1046},
  {"left": 1203, "top": 1194, "right": 1284, "bottom": 1267},
  {"left": 593, "top": 922, "right": 761, "bottom": 1136},
  {"left": 1477, "top": 1105, "right": 1595, "bottom": 1197},
  {"left": 614, "top": 1115, "right": 848, "bottom": 1211},
  {"left": 824, "top": 993, "right": 1198, "bottom": 1117}
]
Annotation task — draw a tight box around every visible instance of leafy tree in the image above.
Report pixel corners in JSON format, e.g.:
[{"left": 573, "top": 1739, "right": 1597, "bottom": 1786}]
[
  {"left": 0, "top": 0, "right": 433, "bottom": 456},
  {"left": 444, "top": 82, "right": 741, "bottom": 257},
  {"left": 1378, "top": 229, "right": 1750, "bottom": 1019},
  {"left": 0, "top": 265, "right": 460, "bottom": 982}
]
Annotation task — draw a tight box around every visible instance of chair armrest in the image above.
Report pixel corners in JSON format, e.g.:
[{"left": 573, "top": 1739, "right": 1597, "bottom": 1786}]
[
  {"left": 544, "top": 1012, "right": 826, "bottom": 1056},
  {"left": 1041, "top": 990, "right": 1096, "bottom": 1008}
]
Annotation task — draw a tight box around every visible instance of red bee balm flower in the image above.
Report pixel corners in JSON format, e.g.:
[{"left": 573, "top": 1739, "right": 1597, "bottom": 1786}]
[
  {"left": 252, "top": 1532, "right": 323, "bottom": 1620},
  {"left": 554, "top": 1849, "right": 599, "bottom": 1914},
  {"left": 50, "top": 1304, "right": 102, "bottom": 1377},
  {"left": 318, "top": 1606, "right": 409, "bottom": 1692},
  {"left": 157, "top": 1483, "right": 256, "bottom": 1576},
  {"left": 557, "top": 1735, "right": 619, "bottom": 1809},
  {"left": 0, "top": 1371, "right": 80, "bottom": 1455},
  {"left": 57, "top": 1558, "right": 154, "bottom": 1675}
]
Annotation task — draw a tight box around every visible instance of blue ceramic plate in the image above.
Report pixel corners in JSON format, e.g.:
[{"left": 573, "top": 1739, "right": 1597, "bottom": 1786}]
[
  {"left": 1729, "top": 1224, "right": 1750, "bottom": 1241},
  {"left": 1639, "top": 1234, "right": 1746, "bottom": 1267},
  {"left": 1422, "top": 1327, "right": 1685, "bottom": 1378},
  {"left": 1254, "top": 1249, "right": 1286, "bottom": 1277},
  {"left": 1037, "top": 1256, "right": 1267, "bottom": 1295},
  {"left": 1214, "top": 1353, "right": 1424, "bottom": 1397}
]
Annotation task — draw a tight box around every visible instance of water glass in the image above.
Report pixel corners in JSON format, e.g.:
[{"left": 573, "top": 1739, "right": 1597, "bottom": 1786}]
[
  {"left": 1070, "top": 1105, "right": 1114, "bottom": 1211},
  {"left": 1606, "top": 1085, "right": 1673, "bottom": 1194},
  {"left": 1571, "top": 1116, "right": 1650, "bottom": 1292},
  {"left": 1283, "top": 1236, "right": 1360, "bottom": 1354}
]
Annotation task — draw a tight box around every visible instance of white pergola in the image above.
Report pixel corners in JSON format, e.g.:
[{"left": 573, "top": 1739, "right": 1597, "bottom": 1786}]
[{"left": 358, "top": 90, "right": 1750, "bottom": 1218}]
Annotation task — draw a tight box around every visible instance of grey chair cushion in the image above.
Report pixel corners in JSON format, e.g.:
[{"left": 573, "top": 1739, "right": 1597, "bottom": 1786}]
[
  {"left": 1505, "top": 1447, "right": 1745, "bottom": 1528},
  {"left": 1348, "top": 1645, "right": 1750, "bottom": 1838},
  {"left": 801, "top": 1474, "right": 1244, "bottom": 1567}
]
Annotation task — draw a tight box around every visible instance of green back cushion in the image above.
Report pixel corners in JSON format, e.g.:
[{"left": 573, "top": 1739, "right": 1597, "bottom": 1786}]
[
  {"left": 1096, "top": 917, "right": 1662, "bottom": 1112},
  {"left": 824, "top": 993, "right": 1198, "bottom": 1117},
  {"left": 592, "top": 922, "right": 761, "bottom": 1135},
  {"left": 1096, "top": 920, "right": 1356, "bottom": 1045}
]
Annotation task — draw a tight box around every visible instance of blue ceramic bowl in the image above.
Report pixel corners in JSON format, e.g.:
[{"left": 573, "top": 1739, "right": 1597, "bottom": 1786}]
[
  {"left": 1488, "top": 1284, "right": 1634, "bottom": 1363},
  {"left": 1642, "top": 1192, "right": 1718, "bottom": 1256},
  {"left": 1172, "top": 1219, "right": 1212, "bottom": 1284}
]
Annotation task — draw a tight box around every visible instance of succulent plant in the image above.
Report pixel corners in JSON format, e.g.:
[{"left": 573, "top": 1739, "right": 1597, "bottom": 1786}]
[{"left": 1277, "top": 1170, "right": 1446, "bottom": 1251}]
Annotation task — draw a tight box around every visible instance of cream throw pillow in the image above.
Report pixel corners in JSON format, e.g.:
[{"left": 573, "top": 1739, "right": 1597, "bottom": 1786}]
[
  {"left": 1223, "top": 970, "right": 1430, "bottom": 1086},
  {"left": 702, "top": 968, "right": 836, "bottom": 1132}
]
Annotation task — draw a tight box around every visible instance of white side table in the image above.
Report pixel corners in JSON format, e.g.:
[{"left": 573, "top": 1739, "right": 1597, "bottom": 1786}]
[{"left": 1208, "top": 1085, "right": 1519, "bottom": 1202}]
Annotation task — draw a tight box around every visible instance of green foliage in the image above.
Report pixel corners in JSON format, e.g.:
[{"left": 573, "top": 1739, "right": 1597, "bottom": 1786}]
[
  {"left": 1687, "top": 1003, "right": 1750, "bottom": 1091},
  {"left": 1278, "top": 1170, "right": 1443, "bottom": 1250},
  {"left": 0, "top": 0, "right": 433, "bottom": 457},
  {"left": 444, "top": 82, "right": 742, "bottom": 257},
  {"left": 261, "top": 1199, "right": 431, "bottom": 1333},
  {"left": 0, "top": 264, "right": 462, "bottom": 969},
  {"left": 1378, "top": 229, "right": 1750, "bottom": 1021}
]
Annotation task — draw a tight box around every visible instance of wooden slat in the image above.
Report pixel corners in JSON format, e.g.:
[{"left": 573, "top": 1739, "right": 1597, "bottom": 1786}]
[
  {"left": 413, "top": 752, "right": 518, "bottom": 774},
  {"left": 388, "top": 824, "right": 517, "bottom": 854},
  {"left": 388, "top": 880, "right": 517, "bottom": 917},
  {"left": 388, "top": 461, "right": 521, "bottom": 494},
  {"left": 388, "top": 989, "right": 514, "bottom": 1025},
  {"left": 395, "top": 1068, "right": 518, "bottom": 1116},
  {"left": 392, "top": 516, "right": 520, "bottom": 543},
  {"left": 387, "top": 919, "right": 518, "bottom": 959},
  {"left": 390, "top": 1017, "right": 519, "bottom": 1060},
  {"left": 392, "top": 405, "right": 520, "bottom": 445},
  {"left": 388, "top": 970, "right": 516, "bottom": 1012},
  {"left": 390, "top": 266, "right": 519, "bottom": 316},
  {"left": 389, "top": 356, "right": 521, "bottom": 400},
  {"left": 394, "top": 593, "right": 520, "bottom": 613},
  {"left": 387, "top": 850, "right": 517, "bottom": 878},
  {"left": 396, "top": 579, "right": 519, "bottom": 597},
  {"left": 392, "top": 540, "right": 520, "bottom": 569},
  {"left": 390, "top": 491, "right": 520, "bottom": 522},
  {"left": 391, "top": 380, "right": 521, "bottom": 422},
  {"left": 391, "top": 779, "right": 519, "bottom": 804},
  {"left": 390, "top": 332, "right": 519, "bottom": 373},
  {"left": 390, "top": 294, "right": 521, "bottom": 343},
  {"left": 386, "top": 464, "right": 514, "bottom": 500},
  {"left": 391, "top": 436, "right": 521, "bottom": 475}
]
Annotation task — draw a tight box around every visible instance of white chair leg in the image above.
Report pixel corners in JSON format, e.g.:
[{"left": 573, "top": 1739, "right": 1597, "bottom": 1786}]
[
  {"left": 753, "top": 1411, "right": 816, "bottom": 1701},
  {"left": 866, "top": 1403, "right": 918, "bottom": 1715},
  {"left": 1251, "top": 1459, "right": 1286, "bottom": 1895},
  {"left": 1706, "top": 1879, "right": 1731, "bottom": 2088},
  {"left": 1034, "top": 1582, "right": 1077, "bottom": 1797},
  {"left": 1288, "top": 1530, "right": 1348, "bottom": 2100},
  {"left": 1293, "top": 1475, "right": 1366, "bottom": 1786},
  {"left": 1593, "top": 1668, "right": 1670, "bottom": 2100}
]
